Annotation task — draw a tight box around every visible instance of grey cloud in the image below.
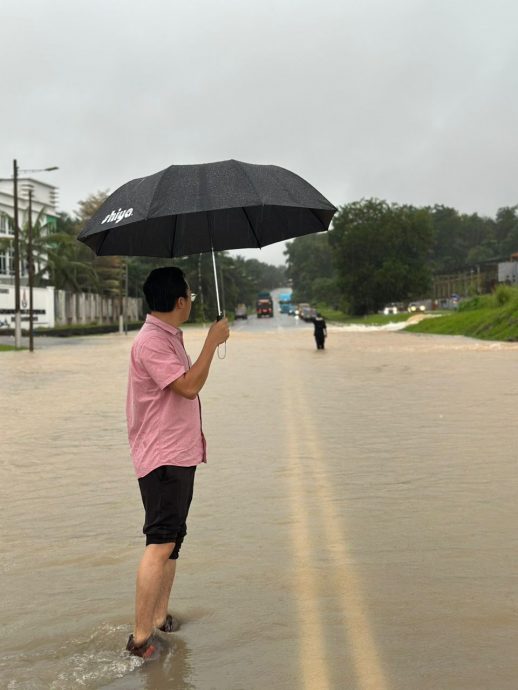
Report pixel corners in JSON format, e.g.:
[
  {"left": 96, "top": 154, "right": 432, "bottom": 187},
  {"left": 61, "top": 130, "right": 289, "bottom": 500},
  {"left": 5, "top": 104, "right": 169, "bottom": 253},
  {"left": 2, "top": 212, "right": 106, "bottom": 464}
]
[{"left": 2, "top": 0, "right": 517, "bottom": 265}]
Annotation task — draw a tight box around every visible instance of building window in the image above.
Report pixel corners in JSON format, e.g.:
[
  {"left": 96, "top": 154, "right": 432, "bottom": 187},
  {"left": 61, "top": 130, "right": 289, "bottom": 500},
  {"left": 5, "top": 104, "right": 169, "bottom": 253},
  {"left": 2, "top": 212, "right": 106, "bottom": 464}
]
[
  {"left": 0, "top": 249, "right": 13, "bottom": 276},
  {"left": 0, "top": 214, "right": 12, "bottom": 235},
  {"left": 7, "top": 249, "right": 14, "bottom": 275}
]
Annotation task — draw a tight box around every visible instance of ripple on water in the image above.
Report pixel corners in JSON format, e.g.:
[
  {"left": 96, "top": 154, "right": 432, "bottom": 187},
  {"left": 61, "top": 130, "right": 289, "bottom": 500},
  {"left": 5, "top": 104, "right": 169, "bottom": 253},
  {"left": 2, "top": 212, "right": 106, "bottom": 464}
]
[{"left": 1, "top": 624, "right": 143, "bottom": 690}]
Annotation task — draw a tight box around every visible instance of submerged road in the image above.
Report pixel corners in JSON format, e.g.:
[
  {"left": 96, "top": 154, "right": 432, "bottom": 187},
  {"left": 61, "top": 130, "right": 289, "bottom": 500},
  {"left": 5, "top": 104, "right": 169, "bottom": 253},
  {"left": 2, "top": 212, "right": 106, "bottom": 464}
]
[{"left": 1, "top": 312, "right": 518, "bottom": 689}]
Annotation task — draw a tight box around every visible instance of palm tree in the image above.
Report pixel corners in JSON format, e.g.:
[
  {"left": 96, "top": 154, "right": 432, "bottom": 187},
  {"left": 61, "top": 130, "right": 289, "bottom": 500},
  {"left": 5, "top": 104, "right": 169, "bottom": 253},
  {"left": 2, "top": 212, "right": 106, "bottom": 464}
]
[{"left": 0, "top": 209, "right": 99, "bottom": 292}]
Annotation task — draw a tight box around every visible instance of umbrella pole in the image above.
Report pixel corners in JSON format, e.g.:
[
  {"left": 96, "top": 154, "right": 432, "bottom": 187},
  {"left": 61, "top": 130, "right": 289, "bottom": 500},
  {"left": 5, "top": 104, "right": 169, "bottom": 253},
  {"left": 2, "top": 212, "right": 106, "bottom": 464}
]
[
  {"left": 208, "top": 212, "right": 223, "bottom": 320},
  {"left": 211, "top": 245, "right": 223, "bottom": 319},
  {"left": 211, "top": 245, "right": 226, "bottom": 359}
]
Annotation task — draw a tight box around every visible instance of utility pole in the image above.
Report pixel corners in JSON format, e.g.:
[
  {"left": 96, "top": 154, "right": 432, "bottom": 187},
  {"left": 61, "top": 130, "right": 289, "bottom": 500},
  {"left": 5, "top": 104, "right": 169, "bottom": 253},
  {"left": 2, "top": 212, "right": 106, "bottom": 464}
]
[
  {"left": 118, "top": 259, "right": 129, "bottom": 334},
  {"left": 118, "top": 260, "right": 124, "bottom": 334},
  {"left": 124, "top": 259, "right": 129, "bottom": 335},
  {"left": 27, "top": 188, "right": 34, "bottom": 352},
  {"left": 13, "top": 159, "right": 21, "bottom": 348},
  {"left": 2, "top": 161, "right": 58, "bottom": 349}
]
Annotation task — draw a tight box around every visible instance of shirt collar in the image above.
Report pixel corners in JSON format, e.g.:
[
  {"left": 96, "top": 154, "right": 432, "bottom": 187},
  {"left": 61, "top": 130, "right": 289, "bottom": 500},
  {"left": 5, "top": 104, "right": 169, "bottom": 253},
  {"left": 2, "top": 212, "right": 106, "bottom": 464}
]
[{"left": 145, "top": 313, "right": 182, "bottom": 337}]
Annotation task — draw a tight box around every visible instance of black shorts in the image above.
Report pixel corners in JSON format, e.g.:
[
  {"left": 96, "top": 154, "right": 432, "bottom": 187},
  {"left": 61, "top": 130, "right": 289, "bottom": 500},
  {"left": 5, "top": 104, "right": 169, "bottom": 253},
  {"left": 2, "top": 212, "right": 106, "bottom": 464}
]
[{"left": 138, "top": 465, "right": 196, "bottom": 560}]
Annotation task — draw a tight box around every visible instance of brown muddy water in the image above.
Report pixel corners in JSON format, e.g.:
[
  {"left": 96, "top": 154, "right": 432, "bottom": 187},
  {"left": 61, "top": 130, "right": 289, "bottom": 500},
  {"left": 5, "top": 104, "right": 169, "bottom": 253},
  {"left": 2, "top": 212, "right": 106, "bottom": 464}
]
[{"left": 1, "top": 327, "right": 518, "bottom": 690}]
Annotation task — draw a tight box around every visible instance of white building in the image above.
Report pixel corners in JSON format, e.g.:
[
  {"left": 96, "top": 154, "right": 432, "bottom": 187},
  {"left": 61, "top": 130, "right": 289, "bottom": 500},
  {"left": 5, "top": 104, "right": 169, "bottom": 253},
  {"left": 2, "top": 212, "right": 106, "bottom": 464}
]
[
  {"left": 0, "top": 177, "right": 58, "bottom": 328},
  {"left": 498, "top": 261, "right": 518, "bottom": 285}
]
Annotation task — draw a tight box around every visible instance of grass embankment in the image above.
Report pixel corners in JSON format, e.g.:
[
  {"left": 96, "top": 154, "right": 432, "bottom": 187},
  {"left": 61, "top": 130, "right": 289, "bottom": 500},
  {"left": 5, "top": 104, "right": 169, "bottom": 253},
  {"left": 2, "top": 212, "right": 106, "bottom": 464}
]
[
  {"left": 406, "top": 286, "right": 518, "bottom": 341},
  {"left": 0, "top": 344, "right": 22, "bottom": 351},
  {"left": 314, "top": 305, "right": 349, "bottom": 322}
]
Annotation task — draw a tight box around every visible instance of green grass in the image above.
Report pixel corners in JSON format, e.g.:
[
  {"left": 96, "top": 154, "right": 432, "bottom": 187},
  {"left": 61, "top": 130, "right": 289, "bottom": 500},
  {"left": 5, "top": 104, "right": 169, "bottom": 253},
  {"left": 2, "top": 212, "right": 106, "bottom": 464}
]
[
  {"left": 316, "top": 305, "right": 349, "bottom": 322},
  {"left": 0, "top": 344, "right": 24, "bottom": 352},
  {"left": 316, "top": 304, "right": 414, "bottom": 325},
  {"left": 406, "top": 286, "right": 518, "bottom": 341}
]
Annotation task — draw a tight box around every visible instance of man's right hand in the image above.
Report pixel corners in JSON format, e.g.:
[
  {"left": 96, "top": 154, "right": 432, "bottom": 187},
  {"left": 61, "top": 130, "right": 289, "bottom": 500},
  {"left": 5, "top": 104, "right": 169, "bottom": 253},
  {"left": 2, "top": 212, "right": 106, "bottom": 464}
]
[
  {"left": 171, "top": 317, "right": 230, "bottom": 399},
  {"left": 208, "top": 317, "right": 229, "bottom": 347}
]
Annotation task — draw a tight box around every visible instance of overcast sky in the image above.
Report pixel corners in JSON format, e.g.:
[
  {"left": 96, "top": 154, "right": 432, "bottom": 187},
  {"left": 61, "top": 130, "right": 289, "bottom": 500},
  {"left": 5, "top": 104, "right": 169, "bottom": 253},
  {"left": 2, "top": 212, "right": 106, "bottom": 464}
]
[{"left": 2, "top": 0, "right": 517, "bottom": 265}]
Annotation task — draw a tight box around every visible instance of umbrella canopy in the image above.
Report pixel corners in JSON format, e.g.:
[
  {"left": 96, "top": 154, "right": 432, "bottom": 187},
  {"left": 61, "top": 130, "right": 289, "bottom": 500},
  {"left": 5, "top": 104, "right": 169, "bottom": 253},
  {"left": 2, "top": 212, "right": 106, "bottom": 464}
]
[{"left": 77, "top": 159, "right": 336, "bottom": 257}]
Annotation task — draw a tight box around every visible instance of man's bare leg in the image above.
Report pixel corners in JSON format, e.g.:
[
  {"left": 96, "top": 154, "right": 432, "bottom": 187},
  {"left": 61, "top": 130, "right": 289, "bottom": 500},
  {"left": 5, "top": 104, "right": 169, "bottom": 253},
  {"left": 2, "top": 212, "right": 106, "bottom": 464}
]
[
  {"left": 133, "top": 542, "right": 174, "bottom": 645},
  {"left": 153, "top": 558, "right": 176, "bottom": 628}
]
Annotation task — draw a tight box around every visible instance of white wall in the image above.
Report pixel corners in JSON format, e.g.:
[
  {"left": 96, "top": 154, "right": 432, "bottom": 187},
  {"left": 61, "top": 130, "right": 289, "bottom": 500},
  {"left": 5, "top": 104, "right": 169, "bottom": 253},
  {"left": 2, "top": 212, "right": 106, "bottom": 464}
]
[
  {"left": 0, "top": 285, "right": 55, "bottom": 328},
  {"left": 0, "top": 287, "right": 143, "bottom": 329},
  {"left": 498, "top": 262, "right": 518, "bottom": 284},
  {"left": 53, "top": 290, "right": 142, "bottom": 326}
]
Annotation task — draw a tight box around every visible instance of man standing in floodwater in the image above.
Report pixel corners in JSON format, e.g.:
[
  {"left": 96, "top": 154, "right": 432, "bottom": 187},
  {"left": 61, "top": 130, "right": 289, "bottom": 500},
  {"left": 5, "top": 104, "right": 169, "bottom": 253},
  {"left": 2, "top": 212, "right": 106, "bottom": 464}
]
[
  {"left": 312, "top": 313, "right": 327, "bottom": 350},
  {"left": 125, "top": 266, "right": 229, "bottom": 659}
]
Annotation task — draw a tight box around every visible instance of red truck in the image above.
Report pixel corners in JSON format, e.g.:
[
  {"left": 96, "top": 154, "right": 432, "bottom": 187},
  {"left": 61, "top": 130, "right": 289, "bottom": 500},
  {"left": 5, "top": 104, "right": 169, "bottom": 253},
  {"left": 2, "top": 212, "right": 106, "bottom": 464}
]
[{"left": 256, "top": 297, "right": 273, "bottom": 318}]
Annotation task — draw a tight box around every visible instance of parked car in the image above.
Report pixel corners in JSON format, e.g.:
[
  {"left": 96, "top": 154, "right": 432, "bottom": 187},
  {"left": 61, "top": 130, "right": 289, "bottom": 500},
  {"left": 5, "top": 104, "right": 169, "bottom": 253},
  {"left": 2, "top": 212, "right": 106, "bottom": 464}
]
[
  {"left": 235, "top": 303, "right": 248, "bottom": 319},
  {"left": 383, "top": 303, "right": 398, "bottom": 315}
]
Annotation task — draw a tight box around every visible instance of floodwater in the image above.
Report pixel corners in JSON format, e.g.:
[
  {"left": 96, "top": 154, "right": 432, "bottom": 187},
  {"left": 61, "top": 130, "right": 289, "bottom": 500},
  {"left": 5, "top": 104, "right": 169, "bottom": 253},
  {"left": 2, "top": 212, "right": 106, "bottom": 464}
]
[{"left": 1, "top": 322, "right": 518, "bottom": 690}]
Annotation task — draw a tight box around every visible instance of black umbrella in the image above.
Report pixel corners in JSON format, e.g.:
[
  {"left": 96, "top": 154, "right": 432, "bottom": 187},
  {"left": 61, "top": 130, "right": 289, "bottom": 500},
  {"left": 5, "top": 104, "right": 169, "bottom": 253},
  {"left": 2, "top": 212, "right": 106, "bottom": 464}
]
[{"left": 78, "top": 159, "right": 336, "bottom": 316}]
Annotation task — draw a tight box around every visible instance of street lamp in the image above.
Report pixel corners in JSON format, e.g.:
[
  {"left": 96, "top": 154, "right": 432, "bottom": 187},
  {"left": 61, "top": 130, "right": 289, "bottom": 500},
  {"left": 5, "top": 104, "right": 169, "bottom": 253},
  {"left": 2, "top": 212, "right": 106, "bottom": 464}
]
[
  {"left": 7, "top": 160, "right": 58, "bottom": 348},
  {"left": 22, "top": 185, "right": 35, "bottom": 352}
]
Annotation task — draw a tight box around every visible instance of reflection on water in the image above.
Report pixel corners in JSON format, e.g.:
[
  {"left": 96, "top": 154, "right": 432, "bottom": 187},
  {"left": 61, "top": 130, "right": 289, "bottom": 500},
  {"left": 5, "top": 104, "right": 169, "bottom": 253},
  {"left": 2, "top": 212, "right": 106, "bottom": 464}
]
[{"left": 1, "top": 329, "right": 518, "bottom": 689}]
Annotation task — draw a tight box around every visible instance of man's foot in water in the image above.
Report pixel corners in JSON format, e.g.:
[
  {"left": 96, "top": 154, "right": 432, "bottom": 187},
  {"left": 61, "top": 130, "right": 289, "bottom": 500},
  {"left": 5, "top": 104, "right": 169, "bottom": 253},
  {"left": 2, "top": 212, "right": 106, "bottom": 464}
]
[
  {"left": 126, "top": 634, "right": 161, "bottom": 660},
  {"left": 156, "top": 613, "right": 180, "bottom": 633}
]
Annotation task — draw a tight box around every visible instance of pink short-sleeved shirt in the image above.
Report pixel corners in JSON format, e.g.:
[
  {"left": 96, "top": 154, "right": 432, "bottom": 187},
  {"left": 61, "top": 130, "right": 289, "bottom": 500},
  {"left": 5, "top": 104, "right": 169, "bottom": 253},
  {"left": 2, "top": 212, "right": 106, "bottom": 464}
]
[{"left": 126, "top": 314, "right": 206, "bottom": 478}]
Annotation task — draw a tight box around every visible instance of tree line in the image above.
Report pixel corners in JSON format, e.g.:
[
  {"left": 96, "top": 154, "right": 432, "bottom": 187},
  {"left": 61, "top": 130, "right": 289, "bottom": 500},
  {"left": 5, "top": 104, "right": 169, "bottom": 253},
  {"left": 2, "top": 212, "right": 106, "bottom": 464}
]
[
  {"left": 1, "top": 191, "right": 286, "bottom": 321},
  {"left": 7, "top": 192, "right": 517, "bottom": 319},
  {"left": 285, "top": 199, "right": 518, "bottom": 315}
]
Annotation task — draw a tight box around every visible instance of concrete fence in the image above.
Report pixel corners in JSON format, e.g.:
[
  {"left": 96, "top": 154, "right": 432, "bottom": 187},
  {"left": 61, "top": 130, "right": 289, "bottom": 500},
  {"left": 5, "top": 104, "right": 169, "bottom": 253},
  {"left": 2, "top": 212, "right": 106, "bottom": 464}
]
[{"left": 54, "top": 290, "right": 144, "bottom": 326}]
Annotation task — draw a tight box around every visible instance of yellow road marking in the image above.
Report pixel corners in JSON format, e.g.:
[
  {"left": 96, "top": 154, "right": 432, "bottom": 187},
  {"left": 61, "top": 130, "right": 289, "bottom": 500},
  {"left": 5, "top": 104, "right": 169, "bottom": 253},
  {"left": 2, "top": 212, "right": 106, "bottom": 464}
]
[
  {"left": 282, "top": 353, "right": 390, "bottom": 690},
  {"left": 282, "top": 380, "right": 333, "bottom": 690}
]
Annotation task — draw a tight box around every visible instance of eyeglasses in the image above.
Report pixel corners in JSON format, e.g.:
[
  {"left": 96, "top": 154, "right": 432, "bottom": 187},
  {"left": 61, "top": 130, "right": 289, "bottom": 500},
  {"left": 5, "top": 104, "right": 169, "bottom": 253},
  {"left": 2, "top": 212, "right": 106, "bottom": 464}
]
[{"left": 190, "top": 292, "right": 197, "bottom": 303}]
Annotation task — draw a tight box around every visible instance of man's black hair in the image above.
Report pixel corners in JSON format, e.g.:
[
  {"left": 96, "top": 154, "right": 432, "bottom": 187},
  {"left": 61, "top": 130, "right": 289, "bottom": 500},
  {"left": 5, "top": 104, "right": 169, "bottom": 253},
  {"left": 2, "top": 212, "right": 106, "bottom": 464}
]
[{"left": 143, "top": 266, "right": 188, "bottom": 312}]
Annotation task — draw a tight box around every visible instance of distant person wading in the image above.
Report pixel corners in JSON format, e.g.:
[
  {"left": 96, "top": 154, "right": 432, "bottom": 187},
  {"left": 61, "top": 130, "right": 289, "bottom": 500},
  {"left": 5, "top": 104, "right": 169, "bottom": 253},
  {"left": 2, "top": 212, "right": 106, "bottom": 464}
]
[
  {"left": 125, "top": 267, "right": 229, "bottom": 659},
  {"left": 312, "top": 313, "right": 327, "bottom": 350}
]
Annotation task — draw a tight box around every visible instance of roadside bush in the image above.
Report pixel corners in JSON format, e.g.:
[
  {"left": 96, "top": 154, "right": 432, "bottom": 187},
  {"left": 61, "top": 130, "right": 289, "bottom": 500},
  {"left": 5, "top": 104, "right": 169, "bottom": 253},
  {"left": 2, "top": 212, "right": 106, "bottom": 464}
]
[
  {"left": 315, "top": 303, "right": 348, "bottom": 321},
  {"left": 458, "top": 296, "right": 485, "bottom": 312},
  {"left": 493, "top": 284, "right": 518, "bottom": 307},
  {"left": 459, "top": 286, "right": 518, "bottom": 312}
]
